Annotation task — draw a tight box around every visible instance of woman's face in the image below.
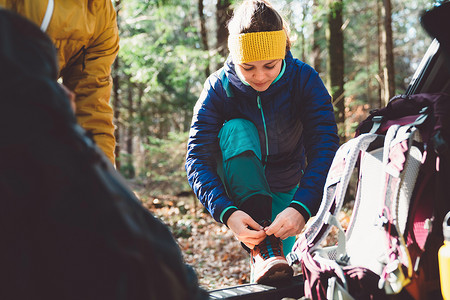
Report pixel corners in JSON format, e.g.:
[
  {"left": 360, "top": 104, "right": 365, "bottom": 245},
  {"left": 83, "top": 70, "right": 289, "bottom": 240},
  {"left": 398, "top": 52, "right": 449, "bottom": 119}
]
[{"left": 236, "top": 59, "right": 283, "bottom": 92}]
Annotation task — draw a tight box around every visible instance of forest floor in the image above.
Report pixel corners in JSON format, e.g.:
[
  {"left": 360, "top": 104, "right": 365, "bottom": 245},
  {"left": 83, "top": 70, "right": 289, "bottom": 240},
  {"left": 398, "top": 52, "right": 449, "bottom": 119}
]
[
  {"left": 135, "top": 186, "right": 265, "bottom": 290},
  {"left": 132, "top": 184, "right": 353, "bottom": 291}
]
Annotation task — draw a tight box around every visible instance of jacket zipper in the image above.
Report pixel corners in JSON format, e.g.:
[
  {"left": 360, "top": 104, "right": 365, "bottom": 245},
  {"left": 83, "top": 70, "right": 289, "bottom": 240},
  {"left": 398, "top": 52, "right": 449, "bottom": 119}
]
[{"left": 257, "top": 93, "right": 269, "bottom": 165}]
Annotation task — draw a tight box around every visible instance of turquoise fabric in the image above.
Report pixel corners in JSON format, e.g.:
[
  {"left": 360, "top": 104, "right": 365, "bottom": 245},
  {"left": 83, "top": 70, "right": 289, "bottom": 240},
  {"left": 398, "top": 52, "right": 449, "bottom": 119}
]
[
  {"left": 218, "top": 119, "right": 262, "bottom": 162},
  {"left": 218, "top": 119, "right": 270, "bottom": 207},
  {"left": 222, "top": 153, "right": 272, "bottom": 207},
  {"left": 218, "top": 118, "right": 297, "bottom": 254}
]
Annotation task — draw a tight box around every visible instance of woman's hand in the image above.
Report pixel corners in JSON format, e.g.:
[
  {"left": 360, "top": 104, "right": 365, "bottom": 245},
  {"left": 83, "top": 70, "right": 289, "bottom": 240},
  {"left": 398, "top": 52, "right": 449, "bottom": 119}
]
[
  {"left": 264, "top": 207, "right": 305, "bottom": 240},
  {"left": 226, "top": 210, "right": 267, "bottom": 249}
]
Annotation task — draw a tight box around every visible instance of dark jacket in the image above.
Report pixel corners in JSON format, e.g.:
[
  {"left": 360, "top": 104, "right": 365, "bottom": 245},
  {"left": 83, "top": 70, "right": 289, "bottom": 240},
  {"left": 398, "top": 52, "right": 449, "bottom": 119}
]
[
  {"left": 0, "top": 10, "right": 208, "bottom": 300},
  {"left": 0, "top": 0, "right": 119, "bottom": 164},
  {"left": 186, "top": 51, "right": 339, "bottom": 223}
]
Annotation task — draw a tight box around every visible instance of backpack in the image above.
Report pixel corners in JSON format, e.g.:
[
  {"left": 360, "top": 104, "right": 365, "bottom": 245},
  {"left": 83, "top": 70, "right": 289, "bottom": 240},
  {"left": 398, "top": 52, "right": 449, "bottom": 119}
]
[
  {"left": 0, "top": 9, "right": 208, "bottom": 300},
  {"left": 287, "top": 92, "right": 450, "bottom": 300}
]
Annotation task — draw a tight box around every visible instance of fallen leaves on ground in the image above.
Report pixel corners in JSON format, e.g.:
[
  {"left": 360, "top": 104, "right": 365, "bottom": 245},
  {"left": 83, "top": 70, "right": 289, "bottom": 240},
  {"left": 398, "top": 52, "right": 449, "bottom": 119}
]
[
  {"left": 136, "top": 188, "right": 349, "bottom": 291},
  {"left": 149, "top": 202, "right": 252, "bottom": 290}
]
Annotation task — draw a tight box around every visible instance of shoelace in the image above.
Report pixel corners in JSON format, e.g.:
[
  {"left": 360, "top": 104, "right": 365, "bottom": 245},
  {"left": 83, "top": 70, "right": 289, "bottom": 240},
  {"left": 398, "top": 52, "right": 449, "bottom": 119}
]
[
  {"left": 257, "top": 235, "right": 282, "bottom": 260},
  {"left": 269, "top": 235, "right": 283, "bottom": 256}
]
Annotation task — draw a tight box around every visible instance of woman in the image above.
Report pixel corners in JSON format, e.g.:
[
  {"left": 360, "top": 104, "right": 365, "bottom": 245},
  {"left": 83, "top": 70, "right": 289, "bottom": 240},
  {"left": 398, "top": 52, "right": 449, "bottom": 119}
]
[
  {"left": 0, "top": 0, "right": 119, "bottom": 165},
  {"left": 186, "top": 0, "right": 339, "bottom": 284}
]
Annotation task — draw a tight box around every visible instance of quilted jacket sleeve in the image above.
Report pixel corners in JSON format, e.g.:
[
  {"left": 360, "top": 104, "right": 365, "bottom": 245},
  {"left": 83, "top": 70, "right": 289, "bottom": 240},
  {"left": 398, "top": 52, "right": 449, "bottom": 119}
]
[
  {"left": 61, "top": 2, "right": 119, "bottom": 165},
  {"left": 185, "top": 74, "right": 235, "bottom": 223},
  {"left": 291, "top": 63, "right": 339, "bottom": 218}
]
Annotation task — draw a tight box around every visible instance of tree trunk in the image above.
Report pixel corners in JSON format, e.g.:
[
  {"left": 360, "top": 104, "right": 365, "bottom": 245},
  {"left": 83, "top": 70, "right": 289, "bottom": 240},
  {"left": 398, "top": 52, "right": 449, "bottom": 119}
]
[
  {"left": 300, "top": 2, "right": 308, "bottom": 62},
  {"left": 198, "top": 0, "right": 210, "bottom": 78},
  {"left": 126, "top": 80, "right": 135, "bottom": 179},
  {"left": 216, "top": 0, "right": 232, "bottom": 58},
  {"left": 382, "top": 0, "right": 395, "bottom": 106},
  {"left": 312, "top": 0, "right": 322, "bottom": 73},
  {"left": 112, "top": 0, "right": 121, "bottom": 170},
  {"left": 327, "top": 0, "right": 345, "bottom": 141},
  {"left": 377, "top": 0, "right": 384, "bottom": 108},
  {"left": 366, "top": 31, "right": 373, "bottom": 108},
  {"left": 136, "top": 85, "right": 145, "bottom": 178}
]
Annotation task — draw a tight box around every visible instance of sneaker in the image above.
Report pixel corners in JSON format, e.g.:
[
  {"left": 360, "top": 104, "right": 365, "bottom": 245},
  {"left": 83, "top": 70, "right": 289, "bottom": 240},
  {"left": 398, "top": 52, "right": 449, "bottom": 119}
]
[{"left": 250, "top": 234, "right": 293, "bottom": 284}]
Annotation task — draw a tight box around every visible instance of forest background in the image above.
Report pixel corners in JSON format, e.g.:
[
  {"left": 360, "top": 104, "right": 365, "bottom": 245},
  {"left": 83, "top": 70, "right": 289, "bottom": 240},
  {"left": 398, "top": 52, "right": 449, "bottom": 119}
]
[{"left": 110, "top": 0, "right": 443, "bottom": 289}]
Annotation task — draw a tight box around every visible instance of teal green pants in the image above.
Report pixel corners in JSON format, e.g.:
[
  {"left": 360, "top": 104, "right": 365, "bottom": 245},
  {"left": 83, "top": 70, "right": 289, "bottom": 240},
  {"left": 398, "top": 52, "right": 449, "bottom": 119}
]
[{"left": 217, "top": 119, "right": 296, "bottom": 254}]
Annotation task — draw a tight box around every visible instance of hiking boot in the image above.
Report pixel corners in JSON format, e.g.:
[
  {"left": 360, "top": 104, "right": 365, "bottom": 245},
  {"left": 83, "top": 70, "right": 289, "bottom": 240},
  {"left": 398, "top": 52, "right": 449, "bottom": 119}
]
[{"left": 250, "top": 234, "right": 293, "bottom": 284}]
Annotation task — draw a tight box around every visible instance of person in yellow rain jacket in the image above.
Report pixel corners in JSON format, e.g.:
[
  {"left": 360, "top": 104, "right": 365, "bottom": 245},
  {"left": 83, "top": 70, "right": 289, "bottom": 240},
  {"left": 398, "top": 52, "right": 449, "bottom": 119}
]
[{"left": 0, "top": 0, "right": 119, "bottom": 165}]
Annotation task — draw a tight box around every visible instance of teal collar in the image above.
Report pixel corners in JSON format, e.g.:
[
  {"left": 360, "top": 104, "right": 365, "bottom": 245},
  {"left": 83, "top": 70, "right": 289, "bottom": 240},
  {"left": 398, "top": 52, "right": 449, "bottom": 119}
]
[
  {"left": 236, "top": 59, "right": 286, "bottom": 88},
  {"left": 272, "top": 59, "right": 286, "bottom": 84}
]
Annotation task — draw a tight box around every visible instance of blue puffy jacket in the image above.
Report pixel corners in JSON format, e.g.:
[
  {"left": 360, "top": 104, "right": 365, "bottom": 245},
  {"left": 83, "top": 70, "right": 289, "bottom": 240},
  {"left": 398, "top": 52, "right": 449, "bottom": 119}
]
[{"left": 186, "top": 51, "right": 339, "bottom": 223}]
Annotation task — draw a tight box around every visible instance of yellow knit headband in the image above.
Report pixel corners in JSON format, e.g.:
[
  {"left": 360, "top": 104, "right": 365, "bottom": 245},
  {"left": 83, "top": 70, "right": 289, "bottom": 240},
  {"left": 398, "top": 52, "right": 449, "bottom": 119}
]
[{"left": 228, "top": 30, "right": 287, "bottom": 64}]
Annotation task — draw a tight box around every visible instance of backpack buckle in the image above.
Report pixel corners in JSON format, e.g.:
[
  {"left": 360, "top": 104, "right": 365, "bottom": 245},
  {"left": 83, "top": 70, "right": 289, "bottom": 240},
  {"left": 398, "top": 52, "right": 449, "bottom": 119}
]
[
  {"left": 286, "top": 252, "right": 299, "bottom": 266},
  {"left": 372, "top": 115, "right": 383, "bottom": 123},
  {"left": 369, "top": 116, "right": 384, "bottom": 133},
  {"left": 379, "top": 260, "right": 411, "bottom": 294}
]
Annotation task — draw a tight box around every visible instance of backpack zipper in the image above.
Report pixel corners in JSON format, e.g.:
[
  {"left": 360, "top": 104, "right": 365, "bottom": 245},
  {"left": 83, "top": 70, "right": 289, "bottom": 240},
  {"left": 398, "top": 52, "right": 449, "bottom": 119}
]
[{"left": 257, "top": 93, "right": 269, "bottom": 165}]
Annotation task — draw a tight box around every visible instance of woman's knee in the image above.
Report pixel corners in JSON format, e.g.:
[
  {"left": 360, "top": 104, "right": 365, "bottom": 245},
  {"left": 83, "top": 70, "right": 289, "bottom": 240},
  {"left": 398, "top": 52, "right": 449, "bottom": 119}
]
[
  {"left": 218, "top": 118, "right": 261, "bottom": 160},
  {"left": 221, "top": 118, "right": 256, "bottom": 133}
]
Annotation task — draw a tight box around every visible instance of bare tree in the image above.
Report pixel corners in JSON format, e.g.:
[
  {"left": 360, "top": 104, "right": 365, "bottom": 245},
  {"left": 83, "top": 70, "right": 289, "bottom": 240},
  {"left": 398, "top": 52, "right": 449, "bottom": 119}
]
[
  {"left": 366, "top": 30, "right": 373, "bottom": 108},
  {"left": 112, "top": 0, "right": 121, "bottom": 170},
  {"left": 198, "top": 0, "right": 210, "bottom": 77},
  {"left": 216, "top": 0, "right": 232, "bottom": 58},
  {"left": 381, "top": 0, "right": 395, "bottom": 106},
  {"left": 312, "top": 0, "right": 322, "bottom": 73},
  {"left": 298, "top": 2, "right": 309, "bottom": 62},
  {"left": 376, "top": 0, "right": 384, "bottom": 108},
  {"left": 126, "top": 79, "right": 135, "bottom": 178},
  {"left": 327, "top": 0, "right": 345, "bottom": 141}
]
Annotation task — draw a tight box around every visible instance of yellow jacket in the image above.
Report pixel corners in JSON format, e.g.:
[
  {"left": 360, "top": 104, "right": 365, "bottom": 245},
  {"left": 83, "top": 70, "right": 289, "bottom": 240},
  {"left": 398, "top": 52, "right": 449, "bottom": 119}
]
[{"left": 0, "top": 0, "right": 119, "bottom": 164}]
